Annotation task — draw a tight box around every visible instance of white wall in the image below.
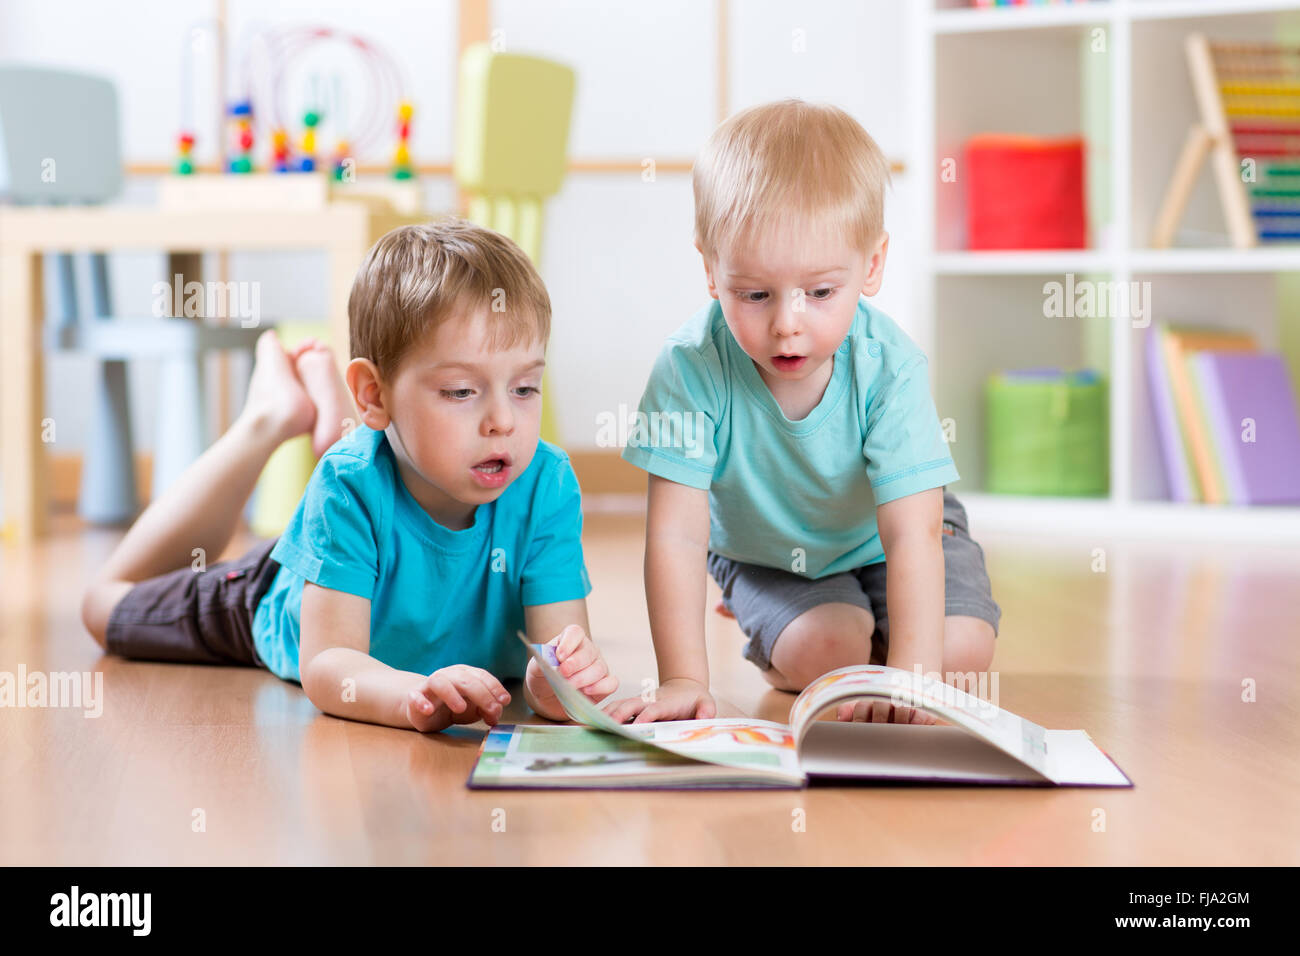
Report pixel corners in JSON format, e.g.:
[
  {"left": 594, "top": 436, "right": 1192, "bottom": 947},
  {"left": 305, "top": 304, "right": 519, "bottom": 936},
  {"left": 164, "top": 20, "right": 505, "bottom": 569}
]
[{"left": 1, "top": 0, "right": 917, "bottom": 455}]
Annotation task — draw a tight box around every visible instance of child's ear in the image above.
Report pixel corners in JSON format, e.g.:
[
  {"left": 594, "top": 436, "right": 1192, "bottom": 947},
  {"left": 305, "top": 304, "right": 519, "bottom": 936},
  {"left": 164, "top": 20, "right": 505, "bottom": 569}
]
[
  {"left": 860, "top": 232, "right": 889, "bottom": 297},
  {"left": 695, "top": 239, "right": 720, "bottom": 300},
  {"left": 346, "top": 357, "right": 391, "bottom": 430}
]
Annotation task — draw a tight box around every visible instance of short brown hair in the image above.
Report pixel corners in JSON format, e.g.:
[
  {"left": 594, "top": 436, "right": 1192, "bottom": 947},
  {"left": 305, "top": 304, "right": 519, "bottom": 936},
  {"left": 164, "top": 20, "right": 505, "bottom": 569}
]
[
  {"left": 348, "top": 217, "right": 551, "bottom": 382},
  {"left": 693, "top": 99, "right": 892, "bottom": 262}
]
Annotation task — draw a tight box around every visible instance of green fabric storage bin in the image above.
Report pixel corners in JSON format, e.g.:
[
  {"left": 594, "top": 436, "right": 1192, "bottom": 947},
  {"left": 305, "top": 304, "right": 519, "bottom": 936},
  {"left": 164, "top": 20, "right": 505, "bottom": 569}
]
[{"left": 985, "top": 369, "right": 1108, "bottom": 496}]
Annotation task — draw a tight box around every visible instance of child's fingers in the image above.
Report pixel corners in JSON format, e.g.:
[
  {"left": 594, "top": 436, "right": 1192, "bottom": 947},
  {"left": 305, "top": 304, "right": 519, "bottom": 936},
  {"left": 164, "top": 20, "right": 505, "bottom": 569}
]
[
  {"left": 601, "top": 696, "right": 647, "bottom": 724},
  {"left": 633, "top": 695, "right": 701, "bottom": 724},
  {"left": 555, "top": 639, "right": 596, "bottom": 679},
  {"left": 578, "top": 672, "right": 619, "bottom": 702},
  {"left": 409, "top": 688, "right": 439, "bottom": 718},
  {"left": 407, "top": 691, "right": 449, "bottom": 731},
  {"left": 427, "top": 674, "right": 469, "bottom": 714},
  {"left": 452, "top": 673, "right": 506, "bottom": 724},
  {"left": 551, "top": 624, "right": 587, "bottom": 664},
  {"left": 630, "top": 705, "right": 661, "bottom": 724},
  {"left": 564, "top": 655, "right": 608, "bottom": 691},
  {"left": 467, "top": 668, "right": 511, "bottom": 705}
]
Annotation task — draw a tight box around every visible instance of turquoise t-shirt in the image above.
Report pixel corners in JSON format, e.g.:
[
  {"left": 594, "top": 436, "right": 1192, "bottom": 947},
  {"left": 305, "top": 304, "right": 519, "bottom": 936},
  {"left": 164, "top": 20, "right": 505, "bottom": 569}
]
[
  {"left": 621, "top": 296, "right": 959, "bottom": 579},
  {"left": 252, "top": 425, "right": 592, "bottom": 683}
]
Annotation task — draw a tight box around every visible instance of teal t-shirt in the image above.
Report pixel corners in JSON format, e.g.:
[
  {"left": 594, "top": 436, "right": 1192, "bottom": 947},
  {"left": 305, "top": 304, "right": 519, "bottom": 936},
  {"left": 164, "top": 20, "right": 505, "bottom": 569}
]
[
  {"left": 620, "top": 296, "right": 959, "bottom": 579},
  {"left": 252, "top": 425, "right": 592, "bottom": 683}
]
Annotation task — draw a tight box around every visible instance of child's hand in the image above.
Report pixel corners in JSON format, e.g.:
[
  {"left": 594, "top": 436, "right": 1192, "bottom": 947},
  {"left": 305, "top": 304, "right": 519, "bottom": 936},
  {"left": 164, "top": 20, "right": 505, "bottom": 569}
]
[
  {"left": 836, "top": 699, "right": 939, "bottom": 725},
  {"left": 406, "top": 665, "right": 511, "bottom": 733},
  {"left": 602, "top": 677, "right": 716, "bottom": 724},
  {"left": 525, "top": 624, "right": 619, "bottom": 718}
]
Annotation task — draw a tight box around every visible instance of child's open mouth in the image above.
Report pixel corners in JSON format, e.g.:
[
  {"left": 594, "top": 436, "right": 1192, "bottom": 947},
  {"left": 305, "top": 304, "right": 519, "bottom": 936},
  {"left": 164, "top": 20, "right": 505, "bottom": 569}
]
[
  {"left": 470, "top": 455, "right": 512, "bottom": 488},
  {"left": 771, "top": 355, "right": 807, "bottom": 372}
]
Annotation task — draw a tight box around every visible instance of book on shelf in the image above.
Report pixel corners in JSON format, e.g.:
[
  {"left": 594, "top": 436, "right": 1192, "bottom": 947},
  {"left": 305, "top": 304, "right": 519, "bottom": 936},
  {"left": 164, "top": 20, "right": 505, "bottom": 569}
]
[
  {"left": 466, "top": 635, "right": 1133, "bottom": 791},
  {"left": 1147, "top": 324, "right": 1256, "bottom": 503},
  {"left": 1188, "top": 351, "right": 1300, "bottom": 505}
]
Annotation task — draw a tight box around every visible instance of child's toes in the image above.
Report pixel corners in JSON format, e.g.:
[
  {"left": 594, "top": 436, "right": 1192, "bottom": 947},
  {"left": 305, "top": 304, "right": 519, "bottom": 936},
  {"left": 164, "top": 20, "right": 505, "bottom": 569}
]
[{"left": 287, "top": 337, "right": 320, "bottom": 361}]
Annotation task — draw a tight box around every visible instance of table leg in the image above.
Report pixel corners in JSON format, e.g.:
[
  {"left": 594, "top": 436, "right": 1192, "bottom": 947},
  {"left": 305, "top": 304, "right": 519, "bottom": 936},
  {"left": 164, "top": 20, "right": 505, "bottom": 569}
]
[
  {"left": 1, "top": 251, "right": 48, "bottom": 545},
  {"left": 166, "top": 252, "right": 203, "bottom": 314},
  {"left": 153, "top": 253, "right": 205, "bottom": 502}
]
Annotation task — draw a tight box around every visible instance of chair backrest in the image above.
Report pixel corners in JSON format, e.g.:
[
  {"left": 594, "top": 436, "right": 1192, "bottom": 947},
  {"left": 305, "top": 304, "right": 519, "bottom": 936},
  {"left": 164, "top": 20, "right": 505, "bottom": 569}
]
[
  {"left": 0, "top": 65, "right": 122, "bottom": 205},
  {"left": 453, "top": 44, "right": 575, "bottom": 263}
]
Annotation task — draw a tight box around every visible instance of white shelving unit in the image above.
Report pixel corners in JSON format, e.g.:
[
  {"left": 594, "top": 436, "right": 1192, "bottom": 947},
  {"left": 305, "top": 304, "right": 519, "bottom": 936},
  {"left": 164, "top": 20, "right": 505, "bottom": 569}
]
[{"left": 911, "top": 0, "right": 1300, "bottom": 540}]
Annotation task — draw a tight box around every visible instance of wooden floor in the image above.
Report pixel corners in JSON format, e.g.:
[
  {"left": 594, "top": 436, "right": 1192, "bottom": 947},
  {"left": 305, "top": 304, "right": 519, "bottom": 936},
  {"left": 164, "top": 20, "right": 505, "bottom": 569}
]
[{"left": 2, "top": 505, "right": 1298, "bottom": 865}]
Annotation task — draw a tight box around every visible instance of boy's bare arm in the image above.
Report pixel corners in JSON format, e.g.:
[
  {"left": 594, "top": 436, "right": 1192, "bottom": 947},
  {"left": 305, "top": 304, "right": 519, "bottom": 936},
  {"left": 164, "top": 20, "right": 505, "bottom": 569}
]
[
  {"left": 602, "top": 474, "right": 718, "bottom": 723},
  {"left": 876, "top": 487, "right": 946, "bottom": 676},
  {"left": 298, "top": 581, "right": 444, "bottom": 729},
  {"left": 644, "top": 474, "right": 712, "bottom": 686}
]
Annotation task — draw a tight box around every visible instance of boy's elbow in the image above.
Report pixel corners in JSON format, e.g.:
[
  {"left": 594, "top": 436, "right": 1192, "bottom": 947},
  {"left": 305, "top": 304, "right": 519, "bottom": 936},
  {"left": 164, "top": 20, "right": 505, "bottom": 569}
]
[{"left": 298, "top": 651, "right": 331, "bottom": 712}]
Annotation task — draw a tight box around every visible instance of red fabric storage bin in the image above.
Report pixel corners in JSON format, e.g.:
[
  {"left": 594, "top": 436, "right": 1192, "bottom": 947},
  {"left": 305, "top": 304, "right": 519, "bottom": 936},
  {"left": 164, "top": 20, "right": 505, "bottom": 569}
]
[{"left": 965, "top": 134, "right": 1087, "bottom": 249}]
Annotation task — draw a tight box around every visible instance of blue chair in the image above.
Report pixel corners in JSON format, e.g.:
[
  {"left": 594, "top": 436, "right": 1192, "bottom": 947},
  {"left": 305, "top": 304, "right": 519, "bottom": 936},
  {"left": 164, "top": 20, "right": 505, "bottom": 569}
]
[{"left": 0, "top": 64, "right": 263, "bottom": 523}]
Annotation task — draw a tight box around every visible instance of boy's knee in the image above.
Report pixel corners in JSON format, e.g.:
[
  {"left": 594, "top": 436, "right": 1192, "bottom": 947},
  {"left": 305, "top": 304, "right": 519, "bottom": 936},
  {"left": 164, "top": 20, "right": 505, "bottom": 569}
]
[
  {"left": 81, "top": 580, "right": 133, "bottom": 651},
  {"left": 770, "top": 604, "right": 876, "bottom": 689},
  {"left": 942, "top": 615, "right": 995, "bottom": 677}
]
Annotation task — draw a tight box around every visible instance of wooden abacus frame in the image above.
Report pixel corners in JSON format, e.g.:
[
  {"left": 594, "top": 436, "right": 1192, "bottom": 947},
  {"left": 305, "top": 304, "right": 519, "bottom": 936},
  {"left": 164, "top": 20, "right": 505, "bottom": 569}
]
[{"left": 1152, "top": 33, "right": 1300, "bottom": 249}]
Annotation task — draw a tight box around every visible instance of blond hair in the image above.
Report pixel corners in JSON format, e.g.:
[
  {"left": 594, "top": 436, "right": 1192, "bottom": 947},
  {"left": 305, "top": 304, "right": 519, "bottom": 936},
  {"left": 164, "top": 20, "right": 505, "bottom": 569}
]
[
  {"left": 693, "top": 99, "right": 892, "bottom": 262},
  {"left": 348, "top": 217, "right": 550, "bottom": 382}
]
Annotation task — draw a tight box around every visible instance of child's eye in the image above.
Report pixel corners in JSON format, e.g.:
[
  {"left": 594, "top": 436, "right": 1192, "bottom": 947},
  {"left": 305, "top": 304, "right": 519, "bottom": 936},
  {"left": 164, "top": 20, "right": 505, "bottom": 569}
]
[
  {"left": 737, "top": 291, "right": 768, "bottom": 303},
  {"left": 441, "top": 388, "right": 474, "bottom": 400},
  {"left": 810, "top": 287, "right": 835, "bottom": 299},
  {"left": 515, "top": 386, "right": 541, "bottom": 398}
]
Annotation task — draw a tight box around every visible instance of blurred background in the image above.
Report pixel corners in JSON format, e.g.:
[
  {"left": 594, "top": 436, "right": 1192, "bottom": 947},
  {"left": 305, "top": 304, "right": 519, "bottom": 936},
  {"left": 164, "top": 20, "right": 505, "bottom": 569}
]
[{"left": 2, "top": 0, "right": 1299, "bottom": 546}]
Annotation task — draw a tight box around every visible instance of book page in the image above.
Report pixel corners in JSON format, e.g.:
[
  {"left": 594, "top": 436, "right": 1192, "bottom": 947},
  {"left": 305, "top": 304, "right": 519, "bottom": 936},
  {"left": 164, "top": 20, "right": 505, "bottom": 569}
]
[
  {"left": 516, "top": 634, "right": 803, "bottom": 781},
  {"left": 788, "top": 665, "right": 1051, "bottom": 780},
  {"left": 798, "top": 722, "right": 1052, "bottom": 783},
  {"left": 470, "top": 723, "right": 801, "bottom": 788}
]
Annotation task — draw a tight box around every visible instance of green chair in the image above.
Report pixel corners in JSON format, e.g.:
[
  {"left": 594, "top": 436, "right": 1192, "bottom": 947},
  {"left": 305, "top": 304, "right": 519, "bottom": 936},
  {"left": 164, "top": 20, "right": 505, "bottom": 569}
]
[{"left": 454, "top": 42, "right": 576, "bottom": 445}]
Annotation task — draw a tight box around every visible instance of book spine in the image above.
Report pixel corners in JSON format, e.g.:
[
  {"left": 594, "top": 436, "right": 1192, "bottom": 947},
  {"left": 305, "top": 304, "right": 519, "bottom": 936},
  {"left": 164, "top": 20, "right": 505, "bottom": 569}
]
[
  {"left": 1187, "top": 353, "right": 1243, "bottom": 505},
  {"left": 1163, "top": 333, "right": 1215, "bottom": 503},
  {"left": 1146, "top": 326, "right": 1195, "bottom": 502}
]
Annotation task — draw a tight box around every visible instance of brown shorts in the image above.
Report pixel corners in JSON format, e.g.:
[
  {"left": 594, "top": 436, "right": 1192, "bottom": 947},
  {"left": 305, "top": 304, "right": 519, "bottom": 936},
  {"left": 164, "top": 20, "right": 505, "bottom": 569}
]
[{"left": 105, "top": 536, "right": 282, "bottom": 668}]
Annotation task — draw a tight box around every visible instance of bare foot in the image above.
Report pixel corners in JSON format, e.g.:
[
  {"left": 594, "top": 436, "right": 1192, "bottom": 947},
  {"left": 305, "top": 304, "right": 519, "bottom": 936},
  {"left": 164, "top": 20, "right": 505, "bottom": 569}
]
[
  {"left": 294, "top": 340, "right": 357, "bottom": 457},
  {"left": 287, "top": 336, "right": 322, "bottom": 363},
  {"left": 237, "top": 329, "right": 317, "bottom": 445}
]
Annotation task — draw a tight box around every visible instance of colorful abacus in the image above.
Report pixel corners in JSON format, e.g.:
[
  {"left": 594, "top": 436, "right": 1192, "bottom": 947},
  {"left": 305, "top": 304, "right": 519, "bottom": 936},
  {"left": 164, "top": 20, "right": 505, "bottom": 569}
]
[
  {"left": 175, "top": 132, "right": 195, "bottom": 175},
  {"left": 332, "top": 139, "right": 351, "bottom": 181},
  {"left": 1213, "top": 41, "right": 1300, "bottom": 241},
  {"left": 228, "top": 99, "right": 254, "bottom": 173},
  {"left": 173, "top": 25, "right": 412, "bottom": 179},
  {"left": 1152, "top": 34, "right": 1300, "bottom": 248},
  {"left": 271, "top": 127, "right": 290, "bottom": 173},
  {"left": 299, "top": 110, "right": 320, "bottom": 172},
  {"left": 393, "top": 100, "right": 413, "bottom": 180}
]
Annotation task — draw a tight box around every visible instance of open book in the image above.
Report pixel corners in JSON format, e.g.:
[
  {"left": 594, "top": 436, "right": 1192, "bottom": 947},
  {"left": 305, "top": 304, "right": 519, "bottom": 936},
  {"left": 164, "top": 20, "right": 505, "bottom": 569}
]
[{"left": 466, "top": 637, "right": 1133, "bottom": 790}]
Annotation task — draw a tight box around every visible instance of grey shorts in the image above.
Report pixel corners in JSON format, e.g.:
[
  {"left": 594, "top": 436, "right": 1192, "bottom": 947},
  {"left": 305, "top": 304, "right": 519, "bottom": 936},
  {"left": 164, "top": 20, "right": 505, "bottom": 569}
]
[
  {"left": 707, "top": 490, "right": 1001, "bottom": 671},
  {"left": 104, "top": 536, "right": 280, "bottom": 668}
]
